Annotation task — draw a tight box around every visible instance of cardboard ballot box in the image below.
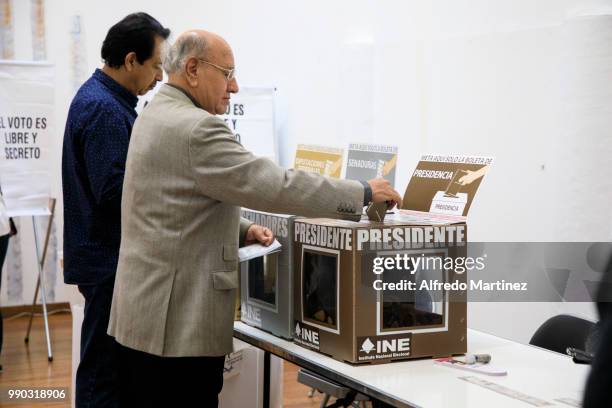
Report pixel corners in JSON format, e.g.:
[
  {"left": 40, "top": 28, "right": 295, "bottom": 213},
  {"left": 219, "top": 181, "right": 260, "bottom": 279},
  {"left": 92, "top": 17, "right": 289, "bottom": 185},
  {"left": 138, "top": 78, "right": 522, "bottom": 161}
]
[
  {"left": 292, "top": 155, "right": 492, "bottom": 364},
  {"left": 240, "top": 209, "right": 297, "bottom": 339}
]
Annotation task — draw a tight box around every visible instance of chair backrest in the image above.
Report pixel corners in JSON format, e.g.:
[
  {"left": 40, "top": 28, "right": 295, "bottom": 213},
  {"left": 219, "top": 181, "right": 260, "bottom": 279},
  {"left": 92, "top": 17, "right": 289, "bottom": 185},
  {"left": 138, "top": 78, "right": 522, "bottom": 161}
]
[{"left": 529, "top": 314, "right": 596, "bottom": 355}]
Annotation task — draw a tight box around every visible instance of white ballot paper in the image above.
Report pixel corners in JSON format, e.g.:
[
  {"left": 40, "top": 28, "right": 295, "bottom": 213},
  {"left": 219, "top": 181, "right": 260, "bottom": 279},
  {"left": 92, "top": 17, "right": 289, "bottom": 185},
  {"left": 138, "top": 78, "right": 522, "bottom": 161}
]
[{"left": 238, "top": 239, "right": 282, "bottom": 263}]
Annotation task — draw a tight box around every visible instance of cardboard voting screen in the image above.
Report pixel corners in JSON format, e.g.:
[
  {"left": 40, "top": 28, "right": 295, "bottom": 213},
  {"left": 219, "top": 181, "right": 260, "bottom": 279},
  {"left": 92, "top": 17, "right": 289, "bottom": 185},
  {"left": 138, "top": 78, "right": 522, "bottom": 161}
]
[
  {"left": 402, "top": 155, "right": 493, "bottom": 217},
  {"left": 345, "top": 143, "right": 398, "bottom": 187},
  {"left": 294, "top": 144, "right": 344, "bottom": 178}
]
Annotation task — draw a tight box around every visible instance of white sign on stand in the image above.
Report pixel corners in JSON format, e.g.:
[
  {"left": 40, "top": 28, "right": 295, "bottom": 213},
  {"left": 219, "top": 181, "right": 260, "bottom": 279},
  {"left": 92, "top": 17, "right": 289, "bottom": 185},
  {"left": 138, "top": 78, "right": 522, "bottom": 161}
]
[
  {"left": 220, "top": 87, "right": 277, "bottom": 163},
  {"left": 0, "top": 60, "right": 54, "bottom": 216},
  {"left": 0, "top": 60, "right": 56, "bottom": 362}
]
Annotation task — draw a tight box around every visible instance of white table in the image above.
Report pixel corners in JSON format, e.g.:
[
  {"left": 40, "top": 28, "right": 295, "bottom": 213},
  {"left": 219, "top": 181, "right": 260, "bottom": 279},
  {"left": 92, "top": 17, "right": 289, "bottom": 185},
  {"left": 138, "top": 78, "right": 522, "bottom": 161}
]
[{"left": 234, "top": 322, "right": 590, "bottom": 408}]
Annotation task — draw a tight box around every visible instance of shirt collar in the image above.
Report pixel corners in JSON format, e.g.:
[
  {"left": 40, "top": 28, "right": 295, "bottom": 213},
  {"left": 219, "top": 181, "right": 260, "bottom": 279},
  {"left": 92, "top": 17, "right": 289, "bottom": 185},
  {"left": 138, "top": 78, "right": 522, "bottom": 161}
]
[
  {"left": 166, "top": 83, "right": 203, "bottom": 109},
  {"left": 93, "top": 69, "right": 139, "bottom": 109}
]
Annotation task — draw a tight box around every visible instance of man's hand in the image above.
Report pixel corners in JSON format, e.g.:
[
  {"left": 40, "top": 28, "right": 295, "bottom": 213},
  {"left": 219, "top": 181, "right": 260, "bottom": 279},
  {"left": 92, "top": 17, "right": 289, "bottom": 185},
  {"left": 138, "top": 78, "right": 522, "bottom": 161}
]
[
  {"left": 245, "top": 224, "right": 274, "bottom": 246},
  {"left": 368, "top": 179, "right": 403, "bottom": 209}
]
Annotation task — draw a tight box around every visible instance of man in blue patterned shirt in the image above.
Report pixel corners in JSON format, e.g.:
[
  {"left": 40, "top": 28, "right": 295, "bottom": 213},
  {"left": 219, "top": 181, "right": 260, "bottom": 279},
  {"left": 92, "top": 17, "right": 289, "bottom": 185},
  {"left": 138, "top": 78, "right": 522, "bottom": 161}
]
[{"left": 62, "top": 13, "right": 169, "bottom": 408}]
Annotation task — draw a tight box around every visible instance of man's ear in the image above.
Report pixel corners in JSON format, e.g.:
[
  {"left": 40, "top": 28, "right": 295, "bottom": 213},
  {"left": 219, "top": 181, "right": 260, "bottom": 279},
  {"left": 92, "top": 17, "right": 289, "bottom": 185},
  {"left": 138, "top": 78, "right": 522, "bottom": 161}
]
[
  {"left": 124, "top": 52, "right": 138, "bottom": 72},
  {"left": 185, "top": 57, "right": 199, "bottom": 87}
]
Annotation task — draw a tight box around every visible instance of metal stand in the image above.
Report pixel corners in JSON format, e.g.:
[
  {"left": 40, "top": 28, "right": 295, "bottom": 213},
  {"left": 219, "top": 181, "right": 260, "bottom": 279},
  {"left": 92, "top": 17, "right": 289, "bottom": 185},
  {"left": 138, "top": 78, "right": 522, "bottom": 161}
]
[
  {"left": 299, "top": 369, "right": 370, "bottom": 408},
  {"left": 24, "top": 198, "right": 56, "bottom": 362}
]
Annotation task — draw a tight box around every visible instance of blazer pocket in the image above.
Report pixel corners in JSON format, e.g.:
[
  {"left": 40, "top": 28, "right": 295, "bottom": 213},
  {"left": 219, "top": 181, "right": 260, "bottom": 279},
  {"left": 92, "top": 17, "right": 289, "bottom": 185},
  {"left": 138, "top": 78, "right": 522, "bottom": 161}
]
[
  {"left": 212, "top": 270, "right": 238, "bottom": 290},
  {"left": 223, "top": 244, "right": 238, "bottom": 261}
]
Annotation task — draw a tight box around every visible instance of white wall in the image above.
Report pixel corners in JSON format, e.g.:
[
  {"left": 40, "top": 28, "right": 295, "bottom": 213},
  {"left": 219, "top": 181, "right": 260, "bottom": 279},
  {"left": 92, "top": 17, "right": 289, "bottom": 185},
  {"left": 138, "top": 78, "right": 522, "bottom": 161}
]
[{"left": 3, "top": 0, "right": 611, "bottom": 344}]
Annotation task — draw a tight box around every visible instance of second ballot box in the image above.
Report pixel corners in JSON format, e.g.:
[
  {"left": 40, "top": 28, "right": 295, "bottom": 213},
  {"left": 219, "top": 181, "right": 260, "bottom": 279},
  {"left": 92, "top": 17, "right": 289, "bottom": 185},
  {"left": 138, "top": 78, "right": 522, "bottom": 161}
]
[{"left": 240, "top": 209, "right": 297, "bottom": 340}]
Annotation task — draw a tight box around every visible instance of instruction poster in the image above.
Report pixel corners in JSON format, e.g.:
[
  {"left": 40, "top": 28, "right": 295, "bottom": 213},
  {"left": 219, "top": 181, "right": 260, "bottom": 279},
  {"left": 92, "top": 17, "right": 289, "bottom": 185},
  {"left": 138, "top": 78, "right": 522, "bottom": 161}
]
[
  {"left": 0, "top": 61, "right": 54, "bottom": 216},
  {"left": 220, "top": 87, "right": 277, "bottom": 163},
  {"left": 294, "top": 144, "right": 343, "bottom": 178},
  {"left": 345, "top": 143, "right": 398, "bottom": 187},
  {"left": 402, "top": 155, "right": 493, "bottom": 216}
]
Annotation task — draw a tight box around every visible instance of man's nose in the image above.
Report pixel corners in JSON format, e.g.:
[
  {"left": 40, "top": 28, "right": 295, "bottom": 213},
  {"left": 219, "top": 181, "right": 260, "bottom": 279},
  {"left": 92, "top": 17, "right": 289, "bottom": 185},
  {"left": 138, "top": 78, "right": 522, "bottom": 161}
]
[{"left": 228, "top": 77, "right": 239, "bottom": 94}]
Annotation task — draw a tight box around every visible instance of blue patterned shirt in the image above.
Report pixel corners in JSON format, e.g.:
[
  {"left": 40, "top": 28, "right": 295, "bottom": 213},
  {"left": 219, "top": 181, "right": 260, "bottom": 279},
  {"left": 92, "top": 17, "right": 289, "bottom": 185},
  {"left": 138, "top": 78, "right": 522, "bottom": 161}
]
[{"left": 62, "top": 69, "right": 138, "bottom": 285}]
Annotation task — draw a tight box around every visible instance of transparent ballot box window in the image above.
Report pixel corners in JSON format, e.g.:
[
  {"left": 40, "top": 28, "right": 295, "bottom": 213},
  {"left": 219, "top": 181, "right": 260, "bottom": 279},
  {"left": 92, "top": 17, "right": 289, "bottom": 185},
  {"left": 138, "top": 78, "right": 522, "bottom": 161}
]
[
  {"left": 302, "top": 248, "right": 339, "bottom": 332},
  {"left": 247, "top": 254, "right": 278, "bottom": 308},
  {"left": 378, "top": 251, "right": 446, "bottom": 332}
]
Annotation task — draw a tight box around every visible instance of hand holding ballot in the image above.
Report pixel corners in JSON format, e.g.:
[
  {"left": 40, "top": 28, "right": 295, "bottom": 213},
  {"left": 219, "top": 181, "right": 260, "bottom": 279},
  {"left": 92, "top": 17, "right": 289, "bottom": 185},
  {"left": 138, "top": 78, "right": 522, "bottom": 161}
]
[
  {"left": 245, "top": 224, "right": 275, "bottom": 246},
  {"left": 368, "top": 178, "right": 403, "bottom": 208},
  {"left": 238, "top": 239, "right": 282, "bottom": 263}
]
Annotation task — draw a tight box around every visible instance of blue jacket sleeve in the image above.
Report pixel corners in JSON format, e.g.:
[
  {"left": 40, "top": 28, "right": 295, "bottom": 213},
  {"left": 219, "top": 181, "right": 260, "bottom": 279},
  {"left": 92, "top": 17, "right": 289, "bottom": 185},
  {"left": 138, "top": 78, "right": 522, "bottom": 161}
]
[{"left": 81, "top": 108, "right": 130, "bottom": 212}]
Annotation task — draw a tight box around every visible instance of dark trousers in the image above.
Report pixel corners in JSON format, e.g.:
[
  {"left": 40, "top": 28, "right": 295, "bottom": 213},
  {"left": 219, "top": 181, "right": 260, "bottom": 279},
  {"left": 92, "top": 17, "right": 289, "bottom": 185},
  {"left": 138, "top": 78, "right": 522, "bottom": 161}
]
[
  {"left": 116, "top": 343, "right": 225, "bottom": 408},
  {"left": 0, "top": 234, "right": 8, "bottom": 357},
  {"left": 76, "top": 281, "right": 118, "bottom": 408}
]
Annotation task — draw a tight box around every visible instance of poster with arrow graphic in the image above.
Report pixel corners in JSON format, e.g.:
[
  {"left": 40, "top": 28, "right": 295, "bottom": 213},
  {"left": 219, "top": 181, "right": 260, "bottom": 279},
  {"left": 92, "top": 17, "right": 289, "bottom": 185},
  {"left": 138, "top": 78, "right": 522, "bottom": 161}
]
[
  {"left": 345, "top": 143, "right": 398, "bottom": 187},
  {"left": 294, "top": 144, "right": 344, "bottom": 179}
]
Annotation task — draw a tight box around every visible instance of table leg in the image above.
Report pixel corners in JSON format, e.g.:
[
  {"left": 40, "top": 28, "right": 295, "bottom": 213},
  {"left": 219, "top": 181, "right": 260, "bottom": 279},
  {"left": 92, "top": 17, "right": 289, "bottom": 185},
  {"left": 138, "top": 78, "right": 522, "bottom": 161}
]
[{"left": 263, "top": 350, "right": 271, "bottom": 408}]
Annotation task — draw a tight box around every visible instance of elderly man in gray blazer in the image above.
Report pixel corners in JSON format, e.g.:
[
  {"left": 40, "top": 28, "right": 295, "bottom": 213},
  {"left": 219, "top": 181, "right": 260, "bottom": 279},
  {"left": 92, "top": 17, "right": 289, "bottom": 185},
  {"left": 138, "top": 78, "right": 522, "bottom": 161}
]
[{"left": 108, "top": 29, "right": 401, "bottom": 407}]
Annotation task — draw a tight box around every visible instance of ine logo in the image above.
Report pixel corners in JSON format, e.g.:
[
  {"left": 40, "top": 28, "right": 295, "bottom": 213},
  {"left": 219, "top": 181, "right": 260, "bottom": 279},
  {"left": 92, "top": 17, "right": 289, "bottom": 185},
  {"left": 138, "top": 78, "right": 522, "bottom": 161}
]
[
  {"left": 242, "top": 302, "right": 262, "bottom": 325},
  {"left": 294, "top": 322, "right": 320, "bottom": 347},
  {"left": 358, "top": 335, "right": 411, "bottom": 357},
  {"left": 360, "top": 338, "right": 375, "bottom": 354},
  {"left": 295, "top": 322, "right": 301, "bottom": 337}
]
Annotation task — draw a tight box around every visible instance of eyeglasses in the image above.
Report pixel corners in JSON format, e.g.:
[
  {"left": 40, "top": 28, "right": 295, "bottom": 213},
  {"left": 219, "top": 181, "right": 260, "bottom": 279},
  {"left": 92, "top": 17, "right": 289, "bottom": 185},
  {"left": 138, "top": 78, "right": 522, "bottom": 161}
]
[{"left": 197, "top": 59, "right": 236, "bottom": 81}]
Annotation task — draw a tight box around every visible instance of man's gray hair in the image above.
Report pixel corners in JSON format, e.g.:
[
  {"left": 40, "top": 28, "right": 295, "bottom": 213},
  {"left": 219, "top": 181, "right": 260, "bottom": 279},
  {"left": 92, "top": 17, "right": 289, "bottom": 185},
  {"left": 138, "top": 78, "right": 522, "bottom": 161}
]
[{"left": 163, "top": 33, "right": 207, "bottom": 74}]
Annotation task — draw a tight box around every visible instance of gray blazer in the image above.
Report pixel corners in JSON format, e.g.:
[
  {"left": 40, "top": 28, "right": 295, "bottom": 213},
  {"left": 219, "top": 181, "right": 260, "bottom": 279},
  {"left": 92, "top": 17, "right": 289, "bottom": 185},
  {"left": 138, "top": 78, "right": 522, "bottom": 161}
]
[{"left": 108, "top": 84, "right": 364, "bottom": 357}]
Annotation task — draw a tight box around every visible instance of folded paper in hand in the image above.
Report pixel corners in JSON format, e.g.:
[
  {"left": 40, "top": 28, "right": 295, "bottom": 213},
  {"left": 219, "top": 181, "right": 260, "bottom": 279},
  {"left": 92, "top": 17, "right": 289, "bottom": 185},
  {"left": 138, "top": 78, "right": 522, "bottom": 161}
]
[{"left": 239, "top": 239, "right": 282, "bottom": 263}]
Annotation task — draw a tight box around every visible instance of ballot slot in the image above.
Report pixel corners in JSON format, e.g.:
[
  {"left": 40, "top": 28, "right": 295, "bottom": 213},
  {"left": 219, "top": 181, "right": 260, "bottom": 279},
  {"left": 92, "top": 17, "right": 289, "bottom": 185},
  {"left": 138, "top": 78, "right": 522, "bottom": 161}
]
[
  {"left": 246, "top": 253, "right": 279, "bottom": 312},
  {"left": 301, "top": 246, "right": 340, "bottom": 334},
  {"left": 377, "top": 250, "right": 448, "bottom": 335}
]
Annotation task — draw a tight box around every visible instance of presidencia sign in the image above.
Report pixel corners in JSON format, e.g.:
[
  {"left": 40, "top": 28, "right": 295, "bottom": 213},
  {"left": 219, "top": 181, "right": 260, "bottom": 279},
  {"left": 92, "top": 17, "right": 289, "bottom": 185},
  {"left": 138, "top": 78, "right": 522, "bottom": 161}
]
[
  {"left": 402, "top": 154, "right": 494, "bottom": 217},
  {"left": 0, "top": 61, "right": 54, "bottom": 216},
  {"left": 294, "top": 144, "right": 344, "bottom": 178}
]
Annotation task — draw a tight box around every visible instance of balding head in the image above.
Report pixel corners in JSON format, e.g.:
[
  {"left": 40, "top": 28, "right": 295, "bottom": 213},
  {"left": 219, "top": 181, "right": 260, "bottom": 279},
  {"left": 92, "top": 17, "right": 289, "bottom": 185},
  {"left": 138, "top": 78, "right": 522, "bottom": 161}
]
[
  {"left": 163, "top": 30, "right": 232, "bottom": 74},
  {"left": 163, "top": 31, "right": 204, "bottom": 74},
  {"left": 164, "top": 29, "right": 238, "bottom": 114}
]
